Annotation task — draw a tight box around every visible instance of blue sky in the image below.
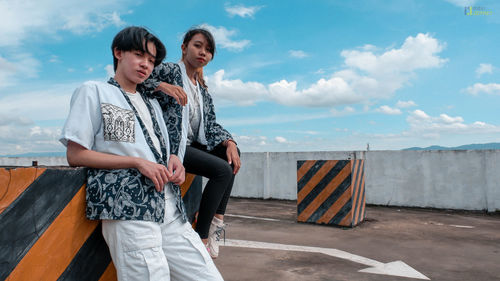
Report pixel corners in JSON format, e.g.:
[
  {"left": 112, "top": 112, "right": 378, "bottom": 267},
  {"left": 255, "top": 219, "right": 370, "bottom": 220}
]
[{"left": 1, "top": 0, "right": 500, "bottom": 155}]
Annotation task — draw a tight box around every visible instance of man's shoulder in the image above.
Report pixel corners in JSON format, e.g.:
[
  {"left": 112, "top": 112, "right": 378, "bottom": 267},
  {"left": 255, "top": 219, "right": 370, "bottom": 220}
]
[
  {"left": 79, "top": 80, "right": 114, "bottom": 90},
  {"left": 74, "top": 80, "right": 118, "bottom": 96}
]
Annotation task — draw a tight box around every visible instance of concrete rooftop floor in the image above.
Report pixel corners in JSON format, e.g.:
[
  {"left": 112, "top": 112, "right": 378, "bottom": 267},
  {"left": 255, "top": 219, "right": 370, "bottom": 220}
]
[{"left": 214, "top": 198, "right": 500, "bottom": 281}]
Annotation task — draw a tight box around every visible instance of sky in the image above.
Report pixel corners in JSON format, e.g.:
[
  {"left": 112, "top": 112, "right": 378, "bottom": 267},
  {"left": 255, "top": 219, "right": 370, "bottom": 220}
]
[{"left": 1, "top": 0, "right": 500, "bottom": 155}]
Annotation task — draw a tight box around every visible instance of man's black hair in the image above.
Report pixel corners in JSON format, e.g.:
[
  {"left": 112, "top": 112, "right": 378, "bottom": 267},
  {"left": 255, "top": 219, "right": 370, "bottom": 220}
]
[{"left": 111, "top": 26, "right": 166, "bottom": 71}]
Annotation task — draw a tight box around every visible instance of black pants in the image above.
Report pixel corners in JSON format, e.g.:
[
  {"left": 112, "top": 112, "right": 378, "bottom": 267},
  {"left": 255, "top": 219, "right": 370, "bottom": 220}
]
[{"left": 184, "top": 143, "right": 240, "bottom": 239}]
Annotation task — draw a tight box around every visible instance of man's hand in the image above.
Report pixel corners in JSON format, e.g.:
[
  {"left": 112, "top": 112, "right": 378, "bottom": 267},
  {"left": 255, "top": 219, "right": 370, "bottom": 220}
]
[
  {"left": 136, "top": 158, "right": 172, "bottom": 192},
  {"left": 167, "top": 154, "right": 186, "bottom": 185},
  {"left": 66, "top": 141, "right": 173, "bottom": 192},
  {"left": 158, "top": 82, "right": 188, "bottom": 106},
  {"left": 226, "top": 141, "right": 241, "bottom": 175}
]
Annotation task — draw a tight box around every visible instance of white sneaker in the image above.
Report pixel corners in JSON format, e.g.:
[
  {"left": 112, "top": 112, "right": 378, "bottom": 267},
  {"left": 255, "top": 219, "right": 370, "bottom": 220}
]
[{"left": 206, "top": 216, "right": 226, "bottom": 259}]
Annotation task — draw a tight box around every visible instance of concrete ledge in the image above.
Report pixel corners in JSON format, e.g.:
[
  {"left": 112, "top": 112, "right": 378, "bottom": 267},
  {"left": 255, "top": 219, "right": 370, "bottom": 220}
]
[{"left": 1, "top": 149, "right": 499, "bottom": 212}]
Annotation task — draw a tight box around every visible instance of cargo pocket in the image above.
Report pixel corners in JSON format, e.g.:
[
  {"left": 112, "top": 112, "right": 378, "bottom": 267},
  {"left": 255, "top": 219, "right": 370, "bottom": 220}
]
[
  {"left": 182, "top": 227, "right": 212, "bottom": 265},
  {"left": 122, "top": 230, "right": 169, "bottom": 281}
]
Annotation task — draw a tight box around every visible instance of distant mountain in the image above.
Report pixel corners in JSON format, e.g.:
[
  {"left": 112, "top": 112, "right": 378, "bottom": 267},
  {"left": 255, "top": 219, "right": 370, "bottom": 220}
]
[
  {"left": 403, "top": 143, "right": 500, "bottom": 151},
  {"left": 0, "top": 152, "right": 66, "bottom": 157}
]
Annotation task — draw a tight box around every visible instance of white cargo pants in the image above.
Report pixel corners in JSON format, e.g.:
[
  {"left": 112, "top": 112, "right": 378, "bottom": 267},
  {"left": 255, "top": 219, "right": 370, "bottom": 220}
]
[{"left": 102, "top": 189, "right": 224, "bottom": 281}]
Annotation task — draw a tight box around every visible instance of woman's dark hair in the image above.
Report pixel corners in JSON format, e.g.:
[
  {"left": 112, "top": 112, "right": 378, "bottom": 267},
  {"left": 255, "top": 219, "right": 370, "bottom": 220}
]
[
  {"left": 182, "top": 28, "right": 216, "bottom": 59},
  {"left": 182, "top": 28, "right": 216, "bottom": 88},
  {"left": 111, "top": 26, "right": 166, "bottom": 71}
]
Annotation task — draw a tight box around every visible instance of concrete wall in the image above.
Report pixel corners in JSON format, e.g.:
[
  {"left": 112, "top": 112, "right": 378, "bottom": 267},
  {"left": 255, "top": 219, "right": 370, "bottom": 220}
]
[
  {"left": 0, "top": 157, "right": 68, "bottom": 166},
  {"left": 230, "top": 150, "right": 500, "bottom": 212},
  {"left": 2, "top": 150, "right": 499, "bottom": 212}
]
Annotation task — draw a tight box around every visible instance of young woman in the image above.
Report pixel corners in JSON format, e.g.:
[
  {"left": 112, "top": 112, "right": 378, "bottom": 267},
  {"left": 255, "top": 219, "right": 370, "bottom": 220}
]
[{"left": 144, "top": 28, "right": 241, "bottom": 259}]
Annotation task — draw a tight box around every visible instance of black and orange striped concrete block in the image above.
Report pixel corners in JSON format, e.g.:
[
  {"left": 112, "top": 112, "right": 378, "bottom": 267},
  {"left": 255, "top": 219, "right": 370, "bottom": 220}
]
[
  {"left": 0, "top": 167, "right": 202, "bottom": 281},
  {"left": 180, "top": 173, "right": 202, "bottom": 223},
  {"left": 297, "top": 160, "right": 365, "bottom": 227}
]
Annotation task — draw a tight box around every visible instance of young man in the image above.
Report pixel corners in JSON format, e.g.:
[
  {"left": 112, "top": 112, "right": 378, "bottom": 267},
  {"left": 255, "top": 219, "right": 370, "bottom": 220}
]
[{"left": 59, "top": 26, "right": 223, "bottom": 281}]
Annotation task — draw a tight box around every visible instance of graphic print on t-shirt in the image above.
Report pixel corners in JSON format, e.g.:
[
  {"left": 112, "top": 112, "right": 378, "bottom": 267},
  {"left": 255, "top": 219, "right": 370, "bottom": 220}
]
[{"left": 101, "top": 103, "right": 135, "bottom": 142}]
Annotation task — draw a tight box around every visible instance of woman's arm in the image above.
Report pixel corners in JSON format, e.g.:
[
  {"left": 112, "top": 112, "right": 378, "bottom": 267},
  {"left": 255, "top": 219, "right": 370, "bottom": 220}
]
[
  {"left": 143, "top": 62, "right": 186, "bottom": 157},
  {"left": 202, "top": 89, "right": 241, "bottom": 174},
  {"left": 156, "top": 82, "right": 187, "bottom": 106},
  {"left": 67, "top": 141, "right": 171, "bottom": 192},
  {"left": 143, "top": 62, "right": 187, "bottom": 106}
]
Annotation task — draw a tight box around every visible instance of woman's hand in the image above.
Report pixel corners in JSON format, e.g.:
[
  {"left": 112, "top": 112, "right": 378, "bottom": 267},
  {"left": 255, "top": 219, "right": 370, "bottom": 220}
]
[
  {"left": 226, "top": 141, "right": 241, "bottom": 175},
  {"left": 158, "top": 82, "right": 188, "bottom": 106}
]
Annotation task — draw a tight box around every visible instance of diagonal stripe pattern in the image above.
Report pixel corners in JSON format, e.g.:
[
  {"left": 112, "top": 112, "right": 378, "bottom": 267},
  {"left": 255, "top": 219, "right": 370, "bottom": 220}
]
[
  {"left": 180, "top": 173, "right": 202, "bottom": 224},
  {"left": 296, "top": 160, "right": 366, "bottom": 227},
  {"left": 0, "top": 167, "right": 202, "bottom": 281}
]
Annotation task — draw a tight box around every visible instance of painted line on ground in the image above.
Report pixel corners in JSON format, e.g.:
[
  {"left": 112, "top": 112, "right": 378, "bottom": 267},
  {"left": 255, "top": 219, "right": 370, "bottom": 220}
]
[
  {"left": 222, "top": 239, "right": 430, "bottom": 280},
  {"left": 449, "top": 224, "right": 475, "bottom": 229},
  {"left": 224, "top": 214, "right": 283, "bottom": 222}
]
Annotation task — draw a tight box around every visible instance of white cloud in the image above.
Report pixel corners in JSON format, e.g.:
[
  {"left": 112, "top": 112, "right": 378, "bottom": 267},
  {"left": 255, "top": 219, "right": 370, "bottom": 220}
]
[
  {"left": 268, "top": 77, "right": 361, "bottom": 107},
  {"left": 360, "top": 44, "right": 377, "bottom": 51},
  {"left": 330, "top": 106, "right": 356, "bottom": 117},
  {"left": 105, "top": 64, "right": 115, "bottom": 77},
  {"left": 275, "top": 136, "right": 287, "bottom": 143},
  {"left": 464, "top": 83, "right": 500, "bottom": 95},
  {"left": 396, "top": 100, "right": 417, "bottom": 108},
  {"left": 341, "top": 33, "right": 446, "bottom": 75},
  {"left": 0, "top": 0, "right": 129, "bottom": 47},
  {"left": 220, "top": 33, "right": 445, "bottom": 108},
  {"left": 225, "top": 4, "right": 263, "bottom": 18},
  {"left": 0, "top": 114, "right": 33, "bottom": 126},
  {"left": 206, "top": 70, "right": 267, "bottom": 105},
  {"left": 0, "top": 114, "right": 64, "bottom": 155},
  {"left": 199, "top": 24, "right": 250, "bottom": 51},
  {"left": 287, "top": 130, "right": 320, "bottom": 135},
  {"left": 376, "top": 105, "right": 402, "bottom": 115},
  {"left": 0, "top": 82, "right": 81, "bottom": 121},
  {"left": 0, "top": 53, "right": 40, "bottom": 89},
  {"left": 199, "top": 33, "right": 445, "bottom": 108},
  {"left": 475, "top": 63, "right": 493, "bottom": 77},
  {"left": 49, "top": 55, "right": 60, "bottom": 63},
  {"left": 232, "top": 135, "right": 269, "bottom": 151},
  {"left": 406, "top": 109, "right": 500, "bottom": 134},
  {"left": 289, "top": 50, "right": 309, "bottom": 59},
  {"left": 220, "top": 112, "right": 333, "bottom": 127},
  {"left": 412, "top": 109, "right": 430, "bottom": 119},
  {"left": 315, "top": 69, "right": 325, "bottom": 74},
  {"left": 443, "top": 0, "right": 476, "bottom": 7},
  {"left": 0, "top": 121, "right": 63, "bottom": 155}
]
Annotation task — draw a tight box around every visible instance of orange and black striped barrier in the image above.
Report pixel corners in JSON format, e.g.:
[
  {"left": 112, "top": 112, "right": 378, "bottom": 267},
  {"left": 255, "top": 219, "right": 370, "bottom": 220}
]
[
  {"left": 297, "top": 160, "right": 365, "bottom": 227},
  {"left": 180, "top": 173, "right": 202, "bottom": 224},
  {"left": 0, "top": 167, "right": 202, "bottom": 281}
]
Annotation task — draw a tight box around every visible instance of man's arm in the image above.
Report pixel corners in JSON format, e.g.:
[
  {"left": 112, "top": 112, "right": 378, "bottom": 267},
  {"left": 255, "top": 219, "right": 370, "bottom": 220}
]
[{"left": 67, "top": 141, "right": 171, "bottom": 192}]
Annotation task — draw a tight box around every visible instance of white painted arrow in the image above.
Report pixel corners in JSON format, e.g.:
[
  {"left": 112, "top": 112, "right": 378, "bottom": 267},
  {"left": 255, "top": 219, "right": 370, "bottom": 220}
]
[{"left": 222, "top": 239, "right": 430, "bottom": 280}]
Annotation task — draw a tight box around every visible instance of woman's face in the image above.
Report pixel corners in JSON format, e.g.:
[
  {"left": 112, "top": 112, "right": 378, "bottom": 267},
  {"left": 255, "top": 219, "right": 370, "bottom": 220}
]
[{"left": 182, "top": 33, "right": 213, "bottom": 69}]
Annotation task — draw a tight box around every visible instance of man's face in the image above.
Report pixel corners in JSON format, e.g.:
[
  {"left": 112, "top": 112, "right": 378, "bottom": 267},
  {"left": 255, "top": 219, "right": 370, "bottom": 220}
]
[{"left": 115, "top": 40, "right": 157, "bottom": 86}]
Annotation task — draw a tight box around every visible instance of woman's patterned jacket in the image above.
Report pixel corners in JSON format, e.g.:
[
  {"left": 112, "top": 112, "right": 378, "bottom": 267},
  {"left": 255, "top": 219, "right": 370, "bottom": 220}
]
[{"left": 142, "top": 62, "right": 233, "bottom": 152}]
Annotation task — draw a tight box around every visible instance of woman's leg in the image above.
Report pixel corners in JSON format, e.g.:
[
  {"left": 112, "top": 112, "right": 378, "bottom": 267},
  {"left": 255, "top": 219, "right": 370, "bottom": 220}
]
[
  {"left": 183, "top": 145, "right": 233, "bottom": 239},
  {"left": 208, "top": 144, "right": 241, "bottom": 217}
]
